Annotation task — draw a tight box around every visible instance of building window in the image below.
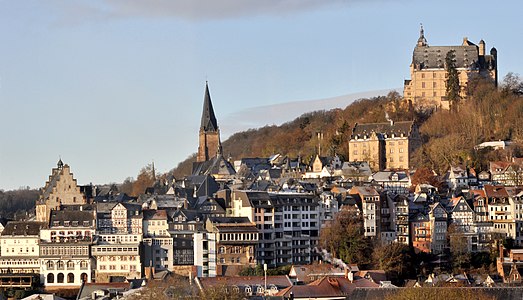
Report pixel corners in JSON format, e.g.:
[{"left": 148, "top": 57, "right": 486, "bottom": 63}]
[
  {"left": 433, "top": 82, "right": 437, "bottom": 88},
  {"left": 422, "top": 82, "right": 426, "bottom": 88},
  {"left": 67, "top": 273, "right": 74, "bottom": 283},
  {"left": 57, "top": 273, "right": 64, "bottom": 283}
]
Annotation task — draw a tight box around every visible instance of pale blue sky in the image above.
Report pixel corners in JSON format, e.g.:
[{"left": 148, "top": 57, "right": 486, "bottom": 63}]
[{"left": 0, "top": 0, "right": 521, "bottom": 190}]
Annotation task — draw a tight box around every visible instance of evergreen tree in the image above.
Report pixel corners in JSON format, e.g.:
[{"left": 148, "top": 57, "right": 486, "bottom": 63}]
[{"left": 445, "top": 50, "right": 460, "bottom": 111}]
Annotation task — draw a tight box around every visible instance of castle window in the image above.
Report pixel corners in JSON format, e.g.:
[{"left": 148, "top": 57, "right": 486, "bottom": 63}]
[
  {"left": 421, "top": 73, "right": 425, "bottom": 79},
  {"left": 422, "top": 82, "right": 426, "bottom": 88},
  {"left": 433, "top": 92, "right": 437, "bottom": 97},
  {"left": 433, "top": 82, "right": 437, "bottom": 88}
]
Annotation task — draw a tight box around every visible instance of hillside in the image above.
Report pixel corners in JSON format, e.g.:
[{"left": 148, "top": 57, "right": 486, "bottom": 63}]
[
  {"left": 172, "top": 91, "right": 414, "bottom": 177},
  {"left": 173, "top": 75, "right": 523, "bottom": 178}
]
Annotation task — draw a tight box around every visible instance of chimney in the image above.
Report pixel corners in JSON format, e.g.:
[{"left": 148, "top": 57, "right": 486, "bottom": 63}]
[{"left": 462, "top": 37, "right": 468, "bottom": 45}]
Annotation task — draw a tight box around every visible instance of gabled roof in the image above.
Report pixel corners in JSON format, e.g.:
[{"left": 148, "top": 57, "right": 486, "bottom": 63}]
[
  {"left": 371, "top": 171, "right": 410, "bottom": 182},
  {"left": 484, "top": 185, "right": 509, "bottom": 198},
  {"left": 142, "top": 209, "right": 168, "bottom": 221},
  {"left": 192, "top": 155, "right": 236, "bottom": 177}
]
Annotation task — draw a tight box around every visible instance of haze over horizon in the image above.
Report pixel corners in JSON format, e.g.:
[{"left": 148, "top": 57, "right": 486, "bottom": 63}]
[{"left": 1, "top": 0, "right": 521, "bottom": 190}]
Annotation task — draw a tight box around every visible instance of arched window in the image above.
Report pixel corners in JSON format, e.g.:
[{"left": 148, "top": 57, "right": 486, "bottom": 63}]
[
  {"left": 257, "top": 285, "right": 264, "bottom": 295},
  {"left": 81, "top": 273, "right": 88, "bottom": 283},
  {"left": 57, "top": 261, "right": 64, "bottom": 270},
  {"left": 47, "top": 273, "right": 54, "bottom": 283},
  {"left": 57, "top": 273, "right": 64, "bottom": 283},
  {"left": 219, "top": 246, "right": 226, "bottom": 254},
  {"left": 80, "top": 261, "right": 88, "bottom": 269},
  {"left": 46, "top": 261, "right": 54, "bottom": 269},
  {"left": 244, "top": 286, "right": 252, "bottom": 296},
  {"left": 67, "top": 261, "right": 75, "bottom": 269},
  {"left": 270, "top": 285, "right": 278, "bottom": 294},
  {"left": 67, "top": 273, "right": 74, "bottom": 283}
]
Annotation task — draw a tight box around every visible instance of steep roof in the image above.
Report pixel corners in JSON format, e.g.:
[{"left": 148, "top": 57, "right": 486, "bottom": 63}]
[
  {"left": 200, "top": 82, "right": 218, "bottom": 132},
  {"left": 413, "top": 44, "right": 479, "bottom": 69},
  {"left": 192, "top": 155, "right": 236, "bottom": 177}
]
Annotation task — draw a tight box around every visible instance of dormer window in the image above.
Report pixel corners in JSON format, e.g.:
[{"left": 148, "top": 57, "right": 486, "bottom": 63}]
[{"left": 64, "top": 221, "right": 70, "bottom": 227}]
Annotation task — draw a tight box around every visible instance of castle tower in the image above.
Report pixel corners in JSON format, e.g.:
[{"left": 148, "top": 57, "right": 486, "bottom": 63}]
[{"left": 197, "top": 82, "right": 222, "bottom": 162}]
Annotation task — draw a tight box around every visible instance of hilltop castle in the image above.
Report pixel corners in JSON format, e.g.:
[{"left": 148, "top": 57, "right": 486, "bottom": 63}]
[{"left": 404, "top": 25, "right": 498, "bottom": 109}]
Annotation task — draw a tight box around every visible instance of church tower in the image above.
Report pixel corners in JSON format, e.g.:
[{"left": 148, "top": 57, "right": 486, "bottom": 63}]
[{"left": 197, "top": 82, "right": 222, "bottom": 162}]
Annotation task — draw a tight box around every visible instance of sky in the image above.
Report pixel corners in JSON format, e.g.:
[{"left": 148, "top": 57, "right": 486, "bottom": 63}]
[{"left": 0, "top": 0, "right": 521, "bottom": 190}]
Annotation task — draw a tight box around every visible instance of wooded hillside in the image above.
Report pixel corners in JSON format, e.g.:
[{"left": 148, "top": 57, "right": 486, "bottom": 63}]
[{"left": 173, "top": 74, "right": 523, "bottom": 178}]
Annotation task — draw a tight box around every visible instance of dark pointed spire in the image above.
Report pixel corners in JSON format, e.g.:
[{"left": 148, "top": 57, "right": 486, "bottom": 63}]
[
  {"left": 417, "top": 23, "right": 427, "bottom": 47},
  {"left": 57, "top": 157, "right": 64, "bottom": 169},
  {"left": 200, "top": 81, "right": 218, "bottom": 132}
]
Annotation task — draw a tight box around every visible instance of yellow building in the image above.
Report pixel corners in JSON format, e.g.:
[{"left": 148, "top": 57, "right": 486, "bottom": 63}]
[
  {"left": 348, "top": 121, "right": 421, "bottom": 171},
  {"left": 404, "top": 26, "right": 497, "bottom": 110}
]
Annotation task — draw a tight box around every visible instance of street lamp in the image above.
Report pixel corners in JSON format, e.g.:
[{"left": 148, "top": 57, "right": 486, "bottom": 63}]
[{"left": 264, "top": 263, "right": 267, "bottom": 297}]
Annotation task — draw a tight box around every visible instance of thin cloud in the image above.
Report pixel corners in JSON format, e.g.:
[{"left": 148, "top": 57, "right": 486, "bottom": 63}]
[
  {"left": 220, "top": 88, "right": 400, "bottom": 138},
  {"left": 46, "top": 0, "right": 375, "bottom": 23}
]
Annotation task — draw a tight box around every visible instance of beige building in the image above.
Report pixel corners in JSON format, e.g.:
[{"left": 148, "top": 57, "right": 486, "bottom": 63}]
[
  {"left": 36, "top": 160, "right": 87, "bottom": 223},
  {"left": 404, "top": 25, "right": 497, "bottom": 109},
  {"left": 0, "top": 222, "right": 45, "bottom": 274},
  {"left": 348, "top": 120, "right": 421, "bottom": 171}
]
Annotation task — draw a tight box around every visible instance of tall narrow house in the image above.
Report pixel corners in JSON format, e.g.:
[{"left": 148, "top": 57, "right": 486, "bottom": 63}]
[{"left": 197, "top": 82, "right": 222, "bottom": 162}]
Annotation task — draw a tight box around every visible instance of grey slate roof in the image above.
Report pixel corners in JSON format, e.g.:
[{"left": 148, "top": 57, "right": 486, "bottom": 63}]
[
  {"left": 351, "top": 121, "right": 414, "bottom": 139},
  {"left": 50, "top": 210, "right": 95, "bottom": 225},
  {"left": 413, "top": 45, "right": 480, "bottom": 69},
  {"left": 1, "top": 221, "right": 46, "bottom": 236},
  {"left": 192, "top": 154, "right": 236, "bottom": 177}
]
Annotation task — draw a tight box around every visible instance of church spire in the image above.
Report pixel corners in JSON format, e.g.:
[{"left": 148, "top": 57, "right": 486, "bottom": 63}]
[
  {"left": 197, "top": 82, "right": 222, "bottom": 162},
  {"left": 200, "top": 81, "right": 218, "bottom": 132},
  {"left": 417, "top": 23, "right": 427, "bottom": 47}
]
